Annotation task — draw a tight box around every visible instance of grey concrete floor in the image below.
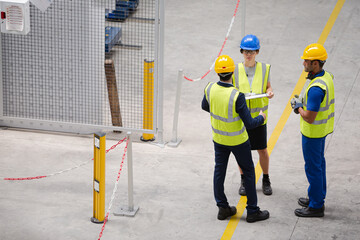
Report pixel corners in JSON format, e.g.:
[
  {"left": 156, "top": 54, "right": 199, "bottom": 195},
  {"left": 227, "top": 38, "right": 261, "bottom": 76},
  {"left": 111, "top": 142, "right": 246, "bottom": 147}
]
[{"left": 1, "top": 0, "right": 360, "bottom": 239}]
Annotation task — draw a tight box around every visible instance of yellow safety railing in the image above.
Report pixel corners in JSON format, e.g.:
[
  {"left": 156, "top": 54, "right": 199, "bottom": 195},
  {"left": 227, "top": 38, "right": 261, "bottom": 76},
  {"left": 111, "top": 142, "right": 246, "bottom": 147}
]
[
  {"left": 141, "top": 59, "right": 155, "bottom": 141},
  {"left": 91, "top": 133, "right": 106, "bottom": 223}
]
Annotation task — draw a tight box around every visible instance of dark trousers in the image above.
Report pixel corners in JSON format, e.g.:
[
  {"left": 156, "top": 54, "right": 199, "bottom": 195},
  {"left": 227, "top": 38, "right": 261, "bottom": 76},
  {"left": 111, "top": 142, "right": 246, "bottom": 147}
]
[
  {"left": 213, "top": 140, "right": 259, "bottom": 214},
  {"left": 302, "top": 134, "right": 327, "bottom": 209}
]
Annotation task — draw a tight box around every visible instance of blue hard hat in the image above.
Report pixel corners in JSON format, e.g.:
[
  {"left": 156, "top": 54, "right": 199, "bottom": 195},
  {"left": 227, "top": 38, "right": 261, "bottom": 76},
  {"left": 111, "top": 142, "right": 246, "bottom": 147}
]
[{"left": 240, "top": 34, "right": 260, "bottom": 50}]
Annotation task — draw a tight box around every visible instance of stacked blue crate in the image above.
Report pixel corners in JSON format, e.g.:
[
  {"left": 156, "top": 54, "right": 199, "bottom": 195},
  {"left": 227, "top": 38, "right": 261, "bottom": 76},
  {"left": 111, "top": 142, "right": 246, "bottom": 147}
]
[
  {"left": 106, "top": 0, "right": 139, "bottom": 21},
  {"left": 105, "top": 7, "right": 129, "bottom": 21},
  {"left": 116, "top": 0, "right": 139, "bottom": 11},
  {"left": 105, "top": 26, "right": 122, "bottom": 53}
]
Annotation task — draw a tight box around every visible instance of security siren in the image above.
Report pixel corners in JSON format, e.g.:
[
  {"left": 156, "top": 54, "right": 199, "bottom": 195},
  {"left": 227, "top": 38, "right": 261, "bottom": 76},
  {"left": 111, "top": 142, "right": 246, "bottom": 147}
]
[{"left": 0, "top": 0, "right": 30, "bottom": 35}]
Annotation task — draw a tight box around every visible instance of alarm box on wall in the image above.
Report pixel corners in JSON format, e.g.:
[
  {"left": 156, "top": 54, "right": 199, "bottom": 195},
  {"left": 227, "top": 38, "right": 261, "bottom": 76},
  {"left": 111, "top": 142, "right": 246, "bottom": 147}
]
[{"left": 0, "top": 0, "right": 30, "bottom": 35}]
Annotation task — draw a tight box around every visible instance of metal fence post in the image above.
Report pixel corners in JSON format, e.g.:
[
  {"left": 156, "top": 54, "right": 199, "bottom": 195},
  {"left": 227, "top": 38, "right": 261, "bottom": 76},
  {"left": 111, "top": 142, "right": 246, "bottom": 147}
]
[
  {"left": 241, "top": 0, "right": 246, "bottom": 38},
  {"left": 0, "top": 34, "right": 3, "bottom": 119},
  {"left": 91, "top": 132, "right": 106, "bottom": 223},
  {"left": 114, "top": 132, "right": 139, "bottom": 217},
  {"left": 141, "top": 59, "right": 155, "bottom": 142},
  {"left": 153, "top": 0, "right": 166, "bottom": 148},
  {"left": 168, "top": 69, "right": 183, "bottom": 147}
]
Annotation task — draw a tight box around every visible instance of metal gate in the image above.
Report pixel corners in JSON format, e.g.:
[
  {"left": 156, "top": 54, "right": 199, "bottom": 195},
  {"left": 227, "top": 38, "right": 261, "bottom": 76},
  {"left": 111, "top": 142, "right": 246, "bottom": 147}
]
[{"left": 0, "top": 0, "right": 163, "bottom": 135}]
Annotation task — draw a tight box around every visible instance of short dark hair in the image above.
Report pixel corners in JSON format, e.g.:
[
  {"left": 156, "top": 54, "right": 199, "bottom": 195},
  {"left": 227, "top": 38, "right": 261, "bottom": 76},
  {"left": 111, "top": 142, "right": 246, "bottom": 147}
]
[
  {"left": 312, "top": 60, "right": 326, "bottom": 68},
  {"left": 240, "top": 49, "right": 259, "bottom": 54},
  {"left": 218, "top": 72, "right": 233, "bottom": 81}
]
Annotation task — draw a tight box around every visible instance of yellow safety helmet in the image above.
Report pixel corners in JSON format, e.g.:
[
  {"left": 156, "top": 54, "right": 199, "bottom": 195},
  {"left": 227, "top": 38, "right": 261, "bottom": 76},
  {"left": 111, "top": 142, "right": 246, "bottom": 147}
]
[
  {"left": 301, "top": 43, "right": 328, "bottom": 61},
  {"left": 214, "top": 55, "right": 235, "bottom": 74}
]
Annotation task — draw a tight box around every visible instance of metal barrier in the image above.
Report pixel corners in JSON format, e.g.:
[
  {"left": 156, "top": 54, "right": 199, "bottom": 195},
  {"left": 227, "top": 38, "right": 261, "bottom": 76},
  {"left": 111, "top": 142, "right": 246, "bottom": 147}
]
[
  {"left": 92, "top": 131, "right": 139, "bottom": 226},
  {"left": 114, "top": 132, "right": 139, "bottom": 216},
  {"left": 141, "top": 59, "right": 155, "bottom": 142},
  {"left": 168, "top": 69, "right": 183, "bottom": 147},
  {"left": 91, "top": 132, "right": 106, "bottom": 224},
  {"left": 0, "top": 0, "right": 164, "bottom": 138}
]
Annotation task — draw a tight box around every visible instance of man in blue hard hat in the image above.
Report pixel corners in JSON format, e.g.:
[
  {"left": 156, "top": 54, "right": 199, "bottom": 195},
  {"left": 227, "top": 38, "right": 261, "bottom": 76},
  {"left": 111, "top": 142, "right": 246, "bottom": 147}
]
[{"left": 233, "top": 34, "right": 274, "bottom": 196}]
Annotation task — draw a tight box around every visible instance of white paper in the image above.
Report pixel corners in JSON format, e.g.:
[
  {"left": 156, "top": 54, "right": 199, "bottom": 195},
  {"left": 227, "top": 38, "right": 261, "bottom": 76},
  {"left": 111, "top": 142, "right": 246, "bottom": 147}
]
[
  {"left": 245, "top": 93, "right": 268, "bottom": 100},
  {"left": 30, "top": 0, "right": 52, "bottom": 12},
  {"left": 6, "top": 5, "right": 24, "bottom": 31}
]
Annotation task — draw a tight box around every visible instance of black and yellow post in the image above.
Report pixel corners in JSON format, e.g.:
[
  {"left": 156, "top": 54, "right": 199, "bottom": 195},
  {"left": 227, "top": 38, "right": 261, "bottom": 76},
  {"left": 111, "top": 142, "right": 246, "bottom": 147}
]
[
  {"left": 140, "top": 59, "right": 155, "bottom": 141},
  {"left": 91, "top": 132, "right": 106, "bottom": 223}
]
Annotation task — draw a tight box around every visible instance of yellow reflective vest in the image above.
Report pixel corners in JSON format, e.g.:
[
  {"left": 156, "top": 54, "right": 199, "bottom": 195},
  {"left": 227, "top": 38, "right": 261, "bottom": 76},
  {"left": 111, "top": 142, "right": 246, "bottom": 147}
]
[
  {"left": 205, "top": 82, "right": 249, "bottom": 146},
  {"left": 301, "top": 71, "right": 335, "bottom": 138},
  {"left": 232, "top": 62, "right": 270, "bottom": 125}
]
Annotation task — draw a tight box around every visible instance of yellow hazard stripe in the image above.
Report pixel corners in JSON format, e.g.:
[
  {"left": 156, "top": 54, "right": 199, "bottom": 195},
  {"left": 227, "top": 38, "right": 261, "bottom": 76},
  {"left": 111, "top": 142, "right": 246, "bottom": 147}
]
[{"left": 221, "top": 0, "right": 346, "bottom": 239}]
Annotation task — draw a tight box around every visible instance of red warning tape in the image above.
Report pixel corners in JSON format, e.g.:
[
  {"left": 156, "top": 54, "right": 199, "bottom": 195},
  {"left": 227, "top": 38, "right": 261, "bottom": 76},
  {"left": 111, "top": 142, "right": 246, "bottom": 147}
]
[
  {"left": 2, "top": 137, "right": 127, "bottom": 181},
  {"left": 184, "top": 0, "right": 241, "bottom": 82},
  {"left": 4, "top": 176, "right": 47, "bottom": 181},
  {"left": 97, "top": 138, "right": 129, "bottom": 240}
]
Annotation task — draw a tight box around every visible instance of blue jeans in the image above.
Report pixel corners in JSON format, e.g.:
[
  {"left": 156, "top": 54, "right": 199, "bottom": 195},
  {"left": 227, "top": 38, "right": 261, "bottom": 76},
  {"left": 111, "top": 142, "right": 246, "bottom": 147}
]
[
  {"left": 213, "top": 140, "right": 259, "bottom": 214},
  {"left": 302, "top": 134, "right": 327, "bottom": 209}
]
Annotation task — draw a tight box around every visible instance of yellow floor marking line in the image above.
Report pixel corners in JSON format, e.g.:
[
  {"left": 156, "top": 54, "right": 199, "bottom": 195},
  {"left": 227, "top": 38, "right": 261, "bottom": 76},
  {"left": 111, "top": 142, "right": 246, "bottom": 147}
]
[{"left": 221, "top": 0, "right": 346, "bottom": 239}]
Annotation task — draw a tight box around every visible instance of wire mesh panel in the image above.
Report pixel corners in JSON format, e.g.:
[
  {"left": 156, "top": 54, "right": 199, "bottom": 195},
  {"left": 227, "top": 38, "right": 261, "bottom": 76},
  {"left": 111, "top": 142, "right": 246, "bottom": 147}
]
[{"left": 0, "top": 0, "right": 160, "bottom": 134}]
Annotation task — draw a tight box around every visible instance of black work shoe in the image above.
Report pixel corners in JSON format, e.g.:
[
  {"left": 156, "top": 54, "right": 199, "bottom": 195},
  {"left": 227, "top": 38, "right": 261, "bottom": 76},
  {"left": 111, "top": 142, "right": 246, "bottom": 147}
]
[
  {"left": 298, "top": 197, "right": 309, "bottom": 207},
  {"left": 217, "top": 206, "right": 237, "bottom": 220},
  {"left": 262, "top": 178, "right": 272, "bottom": 195},
  {"left": 294, "top": 207, "right": 324, "bottom": 218},
  {"left": 239, "top": 179, "right": 246, "bottom": 196},
  {"left": 246, "top": 209, "right": 270, "bottom": 223},
  {"left": 298, "top": 198, "right": 325, "bottom": 210}
]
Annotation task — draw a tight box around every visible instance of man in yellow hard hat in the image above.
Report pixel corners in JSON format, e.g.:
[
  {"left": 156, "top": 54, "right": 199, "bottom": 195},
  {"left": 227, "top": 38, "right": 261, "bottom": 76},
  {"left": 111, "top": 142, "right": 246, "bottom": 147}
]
[
  {"left": 202, "top": 55, "right": 269, "bottom": 222},
  {"left": 291, "top": 43, "right": 335, "bottom": 217}
]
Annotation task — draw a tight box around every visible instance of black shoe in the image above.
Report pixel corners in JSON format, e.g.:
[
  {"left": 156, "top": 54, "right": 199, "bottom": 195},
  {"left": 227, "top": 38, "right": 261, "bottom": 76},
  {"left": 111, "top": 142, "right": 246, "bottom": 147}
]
[
  {"left": 262, "top": 178, "right": 272, "bottom": 195},
  {"left": 294, "top": 206, "right": 324, "bottom": 217},
  {"left": 298, "top": 197, "right": 309, "bottom": 207},
  {"left": 217, "top": 206, "right": 237, "bottom": 220},
  {"left": 239, "top": 179, "right": 246, "bottom": 196},
  {"left": 246, "top": 209, "right": 270, "bottom": 223},
  {"left": 298, "top": 197, "right": 325, "bottom": 210}
]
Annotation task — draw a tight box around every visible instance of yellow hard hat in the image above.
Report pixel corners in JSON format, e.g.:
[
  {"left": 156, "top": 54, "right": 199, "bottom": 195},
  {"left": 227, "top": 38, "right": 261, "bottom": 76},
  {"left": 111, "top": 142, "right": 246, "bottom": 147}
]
[
  {"left": 214, "top": 55, "right": 235, "bottom": 74},
  {"left": 301, "top": 43, "right": 328, "bottom": 61}
]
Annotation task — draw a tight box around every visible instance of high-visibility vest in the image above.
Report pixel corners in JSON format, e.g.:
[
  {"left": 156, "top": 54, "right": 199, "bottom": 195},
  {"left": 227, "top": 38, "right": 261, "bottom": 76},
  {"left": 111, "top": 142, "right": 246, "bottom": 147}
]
[
  {"left": 300, "top": 71, "right": 335, "bottom": 138},
  {"left": 205, "top": 82, "right": 249, "bottom": 146},
  {"left": 232, "top": 62, "right": 270, "bottom": 124}
]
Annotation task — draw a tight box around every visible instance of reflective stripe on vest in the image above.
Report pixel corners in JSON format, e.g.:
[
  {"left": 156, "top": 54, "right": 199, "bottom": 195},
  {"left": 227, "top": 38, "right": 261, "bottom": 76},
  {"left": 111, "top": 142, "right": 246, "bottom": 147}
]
[
  {"left": 313, "top": 112, "right": 335, "bottom": 125},
  {"left": 205, "top": 82, "right": 248, "bottom": 146},
  {"left": 300, "top": 71, "right": 335, "bottom": 138},
  {"left": 249, "top": 105, "right": 269, "bottom": 113},
  {"left": 212, "top": 126, "right": 246, "bottom": 136}
]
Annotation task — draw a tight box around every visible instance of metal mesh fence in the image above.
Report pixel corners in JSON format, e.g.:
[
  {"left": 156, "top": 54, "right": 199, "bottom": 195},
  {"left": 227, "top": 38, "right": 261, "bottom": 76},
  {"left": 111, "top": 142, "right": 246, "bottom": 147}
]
[{"left": 0, "top": 0, "right": 159, "bottom": 134}]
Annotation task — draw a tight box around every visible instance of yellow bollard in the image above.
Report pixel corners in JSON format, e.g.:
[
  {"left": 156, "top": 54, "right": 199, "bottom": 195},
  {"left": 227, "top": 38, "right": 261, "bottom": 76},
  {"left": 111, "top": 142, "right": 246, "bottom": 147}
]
[
  {"left": 141, "top": 59, "right": 155, "bottom": 141},
  {"left": 91, "top": 133, "right": 106, "bottom": 223}
]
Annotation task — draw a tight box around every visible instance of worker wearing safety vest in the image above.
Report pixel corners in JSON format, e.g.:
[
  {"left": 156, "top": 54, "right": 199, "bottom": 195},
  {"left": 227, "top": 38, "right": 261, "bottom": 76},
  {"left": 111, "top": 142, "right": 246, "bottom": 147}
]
[
  {"left": 291, "top": 43, "right": 335, "bottom": 217},
  {"left": 232, "top": 35, "right": 274, "bottom": 196},
  {"left": 202, "top": 55, "right": 269, "bottom": 223}
]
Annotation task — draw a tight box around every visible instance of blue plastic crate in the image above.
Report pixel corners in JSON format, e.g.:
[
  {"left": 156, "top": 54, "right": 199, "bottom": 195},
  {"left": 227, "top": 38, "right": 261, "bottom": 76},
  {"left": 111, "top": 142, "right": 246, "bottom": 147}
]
[
  {"left": 105, "top": 26, "right": 122, "bottom": 52},
  {"left": 116, "top": 0, "right": 138, "bottom": 11},
  {"left": 105, "top": 7, "right": 129, "bottom": 21},
  {"left": 117, "top": 0, "right": 139, "bottom": 6}
]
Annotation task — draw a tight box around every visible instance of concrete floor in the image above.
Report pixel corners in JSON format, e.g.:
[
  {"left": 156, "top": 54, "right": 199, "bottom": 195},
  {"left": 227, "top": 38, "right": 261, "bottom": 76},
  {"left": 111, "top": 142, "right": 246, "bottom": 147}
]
[{"left": 1, "top": 0, "right": 360, "bottom": 239}]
